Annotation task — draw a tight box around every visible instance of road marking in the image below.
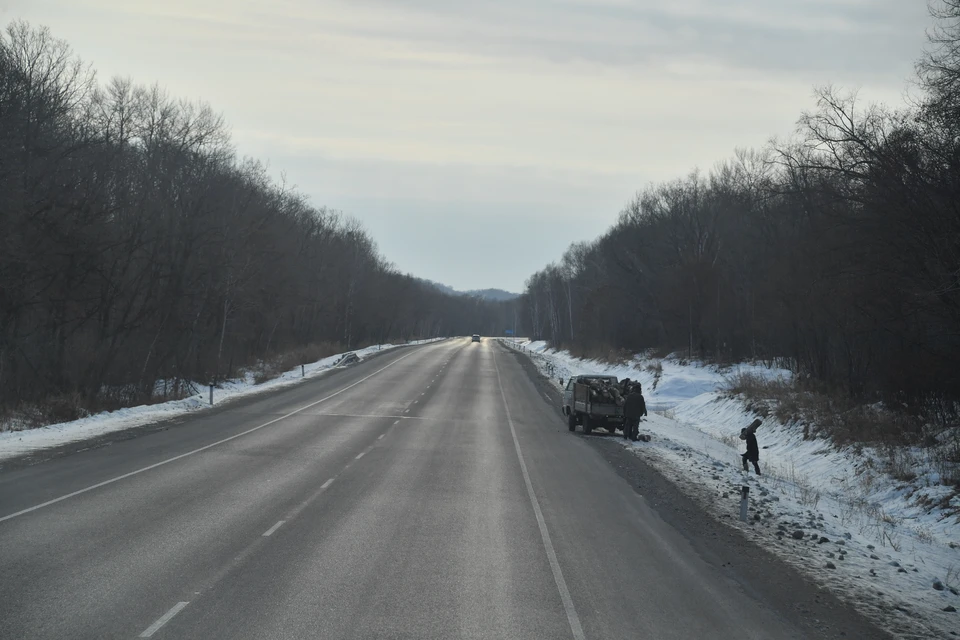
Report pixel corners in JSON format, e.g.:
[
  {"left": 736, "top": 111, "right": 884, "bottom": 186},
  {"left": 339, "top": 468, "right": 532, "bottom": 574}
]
[
  {"left": 393, "top": 419, "right": 401, "bottom": 425},
  {"left": 0, "top": 350, "right": 421, "bottom": 524},
  {"left": 321, "top": 478, "right": 335, "bottom": 489},
  {"left": 262, "top": 520, "right": 285, "bottom": 537},
  {"left": 313, "top": 412, "right": 408, "bottom": 420},
  {"left": 492, "top": 351, "right": 586, "bottom": 640},
  {"left": 139, "top": 602, "right": 189, "bottom": 637},
  {"left": 355, "top": 451, "right": 365, "bottom": 460},
  {"left": 378, "top": 434, "right": 385, "bottom": 440}
]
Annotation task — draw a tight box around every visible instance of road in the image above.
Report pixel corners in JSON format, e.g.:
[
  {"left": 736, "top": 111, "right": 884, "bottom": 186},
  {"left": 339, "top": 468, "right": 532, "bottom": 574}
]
[{"left": 0, "top": 339, "right": 886, "bottom": 639}]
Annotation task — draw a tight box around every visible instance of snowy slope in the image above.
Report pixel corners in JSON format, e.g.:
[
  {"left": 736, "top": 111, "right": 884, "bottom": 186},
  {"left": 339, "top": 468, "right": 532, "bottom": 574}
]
[
  {"left": 504, "top": 339, "right": 960, "bottom": 640},
  {"left": 0, "top": 340, "right": 443, "bottom": 462}
]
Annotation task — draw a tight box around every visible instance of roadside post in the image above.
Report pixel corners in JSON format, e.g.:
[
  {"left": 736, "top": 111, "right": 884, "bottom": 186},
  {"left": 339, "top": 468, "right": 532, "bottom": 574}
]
[
  {"left": 739, "top": 486, "right": 750, "bottom": 521},
  {"left": 209, "top": 384, "right": 214, "bottom": 406},
  {"left": 301, "top": 364, "right": 305, "bottom": 377}
]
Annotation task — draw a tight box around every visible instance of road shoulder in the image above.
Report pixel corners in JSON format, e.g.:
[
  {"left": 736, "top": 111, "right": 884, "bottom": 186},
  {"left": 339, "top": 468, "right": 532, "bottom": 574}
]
[{"left": 507, "top": 345, "right": 895, "bottom": 640}]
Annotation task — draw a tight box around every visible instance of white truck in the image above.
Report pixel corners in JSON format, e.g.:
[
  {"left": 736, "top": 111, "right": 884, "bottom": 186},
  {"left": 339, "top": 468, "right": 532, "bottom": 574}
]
[{"left": 560, "top": 374, "right": 624, "bottom": 435}]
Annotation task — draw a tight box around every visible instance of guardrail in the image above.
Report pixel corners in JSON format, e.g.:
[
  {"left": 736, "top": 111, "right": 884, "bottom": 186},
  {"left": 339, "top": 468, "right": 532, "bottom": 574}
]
[{"left": 499, "top": 338, "right": 559, "bottom": 379}]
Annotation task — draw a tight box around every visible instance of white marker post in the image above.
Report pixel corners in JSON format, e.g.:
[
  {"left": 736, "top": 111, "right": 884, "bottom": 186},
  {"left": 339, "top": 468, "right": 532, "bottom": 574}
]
[{"left": 739, "top": 485, "right": 750, "bottom": 521}]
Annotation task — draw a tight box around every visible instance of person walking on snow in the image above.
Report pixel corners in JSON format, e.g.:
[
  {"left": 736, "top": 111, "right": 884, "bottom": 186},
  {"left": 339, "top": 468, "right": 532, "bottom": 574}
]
[
  {"left": 740, "top": 419, "right": 762, "bottom": 475},
  {"left": 622, "top": 384, "right": 647, "bottom": 442}
]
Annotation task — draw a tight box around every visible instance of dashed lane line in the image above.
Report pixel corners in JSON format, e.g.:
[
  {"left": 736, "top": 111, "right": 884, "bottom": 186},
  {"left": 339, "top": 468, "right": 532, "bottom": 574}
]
[
  {"left": 0, "top": 349, "right": 420, "bottom": 524},
  {"left": 139, "top": 602, "right": 189, "bottom": 638}
]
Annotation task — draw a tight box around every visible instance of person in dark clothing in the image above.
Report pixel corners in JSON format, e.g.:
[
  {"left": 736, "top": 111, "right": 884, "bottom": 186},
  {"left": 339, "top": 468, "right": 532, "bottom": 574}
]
[
  {"left": 740, "top": 419, "right": 762, "bottom": 474},
  {"left": 622, "top": 385, "right": 647, "bottom": 442}
]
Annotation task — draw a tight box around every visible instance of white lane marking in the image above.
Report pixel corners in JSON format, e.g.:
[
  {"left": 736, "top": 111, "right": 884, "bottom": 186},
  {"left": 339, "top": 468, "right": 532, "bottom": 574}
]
[
  {"left": 262, "top": 520, "right": 285, "bottom": 537},
  {"left": 321, "top": 478, "right": 335, "bottom": 489},
  {"left": 355, "top": 451, "right": 366, "bottom": 460},
  {"left": 378, "top": 434, "right": 385, "bottom": 440},
  {"left": 0, "top": 350, "right": 421, "bottom": 524},
  {"left": 393, "top": 419, "right": 401, "bottom": 425},
  {"left": 492, "top": 351, "right": 586, "bottom": 640},
  {"left": 139, "top": 601, "right": 189, "bottom": 637},
  {"left": 403, "top": 409, "right": 409, "bottom": 413}
]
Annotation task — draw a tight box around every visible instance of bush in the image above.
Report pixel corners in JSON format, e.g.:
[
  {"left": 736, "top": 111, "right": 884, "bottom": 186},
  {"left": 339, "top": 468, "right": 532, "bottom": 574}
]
[
  {"left": 249, "top": 342, "right": 344, "bottom": 385},
  {"left": 723, "top": 372, "right": 924, "bottom": 447}
]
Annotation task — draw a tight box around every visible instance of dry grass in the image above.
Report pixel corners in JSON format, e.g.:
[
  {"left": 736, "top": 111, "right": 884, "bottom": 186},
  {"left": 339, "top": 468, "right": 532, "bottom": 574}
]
[
  {"left": 0, "top": 382, "right": 194, "bottom": 433},
  {"left": 565, "top": 343, "right": 636, "bottom": 366},
  {"left": 723, "top": 372, "right": 923, "bottom": 448},
  {"left": 645, "top": 361, "right": 664, "bottom": 391},
  {"left": 250, "top": 342, "right": 343, "bottom": 385}
]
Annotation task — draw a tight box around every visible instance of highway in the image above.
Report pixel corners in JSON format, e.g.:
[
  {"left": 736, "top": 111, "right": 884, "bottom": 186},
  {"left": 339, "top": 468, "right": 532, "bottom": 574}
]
[{"left": 0, "top": 339, "right": 888, "bottom": 639}]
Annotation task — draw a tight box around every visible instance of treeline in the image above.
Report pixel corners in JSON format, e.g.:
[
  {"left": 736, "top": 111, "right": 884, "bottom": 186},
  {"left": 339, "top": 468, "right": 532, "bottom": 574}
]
[
  {"left": 0, "top": 21, "right": 511, "bottom": 418},
  {"left": 522, "top": 2, "right": 960, "bottom": 409}
]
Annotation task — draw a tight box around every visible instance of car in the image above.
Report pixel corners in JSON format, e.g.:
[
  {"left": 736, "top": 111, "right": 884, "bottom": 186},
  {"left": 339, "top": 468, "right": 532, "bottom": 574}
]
[{"left": 471, "top": 334, "right": 481, "bottom": 342}]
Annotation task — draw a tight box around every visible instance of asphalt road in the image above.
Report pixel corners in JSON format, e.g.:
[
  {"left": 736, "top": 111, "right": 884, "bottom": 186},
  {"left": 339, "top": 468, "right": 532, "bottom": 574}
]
[{"left": 0, "top": 339, "right": 889, "bottom": 639}]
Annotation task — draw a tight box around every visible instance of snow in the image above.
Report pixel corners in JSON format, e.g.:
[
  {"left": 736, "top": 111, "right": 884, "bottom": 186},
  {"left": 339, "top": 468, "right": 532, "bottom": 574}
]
[
  {"left": 0, "top": 340, "right": 443, "bottom": 463},
  {"left": 504, "top": 338, "right": 960, "bottom": 640}
]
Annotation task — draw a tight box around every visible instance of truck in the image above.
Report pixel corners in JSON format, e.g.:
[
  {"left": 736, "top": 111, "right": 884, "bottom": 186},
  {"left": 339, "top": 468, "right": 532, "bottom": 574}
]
[{"left": 560, "top": 374, "right": 624, "bottom": 435}]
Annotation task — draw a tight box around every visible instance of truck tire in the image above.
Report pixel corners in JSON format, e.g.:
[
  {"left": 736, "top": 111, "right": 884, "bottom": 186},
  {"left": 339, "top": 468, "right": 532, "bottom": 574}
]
[
  {"left": 583, "top": 415, "right": 593, "bottom": 435},
  {"left": 567, "top": 411, "right": 576, "bottom": 432}
]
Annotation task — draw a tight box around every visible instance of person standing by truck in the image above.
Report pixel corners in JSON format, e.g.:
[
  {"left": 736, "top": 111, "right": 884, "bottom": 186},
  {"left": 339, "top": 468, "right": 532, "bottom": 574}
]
[{"left": 622, "top": 384, "right": 647, "bottom": 442}]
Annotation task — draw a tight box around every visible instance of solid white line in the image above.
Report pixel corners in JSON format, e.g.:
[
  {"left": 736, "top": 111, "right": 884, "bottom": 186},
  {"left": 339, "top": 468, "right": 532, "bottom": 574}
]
[
  {"left": 0, "top": 350, "right": 421, "bottom": 524},
  {"left": 355, "top": 451, "right": 365, "bottom": 460},
  {"left": 492, "top": 350, "right": 586, "bottom": 640},
  {"left": 321, "top": 478, "right": 335, "bottom": 489},
  {"left": 139, "top": 601, "right": 189, "bottom": 637},
  {"left": 262, "top": 520, "right": 285, "bottom": 537}
]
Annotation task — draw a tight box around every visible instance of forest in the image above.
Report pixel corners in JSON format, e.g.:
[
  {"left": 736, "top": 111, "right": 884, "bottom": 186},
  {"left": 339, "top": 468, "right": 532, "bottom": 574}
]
[
  {"left": 0, "top": 21, "right": 512, "bottom": 423},
  {"left": 521, "top": 2, "right": 960, "bottom": 423}
]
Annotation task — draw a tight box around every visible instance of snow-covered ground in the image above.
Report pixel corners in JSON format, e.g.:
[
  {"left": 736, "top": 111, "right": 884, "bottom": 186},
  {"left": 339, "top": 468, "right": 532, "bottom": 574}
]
[
  {"left": 505, "top": 339, "right": 960, "bottom": 640},
  {"left": 0, "top": 339, "right": 444, "bottom": 463}
]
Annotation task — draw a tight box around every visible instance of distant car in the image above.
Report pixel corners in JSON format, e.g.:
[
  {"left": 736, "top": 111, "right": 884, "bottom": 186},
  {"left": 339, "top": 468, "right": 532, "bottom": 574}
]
[{"left": 471, "top": 334, "right": 481, "bottom": 342}]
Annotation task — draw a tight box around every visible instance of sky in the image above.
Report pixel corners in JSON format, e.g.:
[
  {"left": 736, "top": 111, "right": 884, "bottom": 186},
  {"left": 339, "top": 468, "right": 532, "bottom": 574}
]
[{"left": 0, "top": 0, "right": 933, "bottom": 292}]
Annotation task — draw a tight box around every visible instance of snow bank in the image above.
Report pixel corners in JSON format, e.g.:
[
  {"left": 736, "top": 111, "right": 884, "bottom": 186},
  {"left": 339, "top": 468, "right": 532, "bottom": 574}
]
[
  {"left": 503, "top": 339, "right": 960, "bottom": 639},
  {"left": 0, "top": 339, "right": 444, "bottom": 462}
]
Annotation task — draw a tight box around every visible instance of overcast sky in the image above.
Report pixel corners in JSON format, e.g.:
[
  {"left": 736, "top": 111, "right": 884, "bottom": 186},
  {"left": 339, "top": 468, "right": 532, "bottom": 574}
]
[{"left": 1, "top": 0, "right": 932, "bottom": 292}]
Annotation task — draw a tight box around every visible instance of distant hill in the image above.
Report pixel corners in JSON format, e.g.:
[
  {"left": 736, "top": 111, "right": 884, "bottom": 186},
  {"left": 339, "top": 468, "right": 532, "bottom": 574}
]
[
  {"left": 418, "top": 279, "right": 519, "bottom": 301},
  {"left": 465, "top": 288, "right": 519, "bottom": 301}
]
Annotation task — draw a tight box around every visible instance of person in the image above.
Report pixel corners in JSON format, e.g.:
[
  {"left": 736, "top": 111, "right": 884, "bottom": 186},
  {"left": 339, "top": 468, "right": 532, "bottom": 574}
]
[
  {"left": 740, "top": 419, "right": 762, "bottom": 474},
  {"left": 622, "top": 383, "right": 647, "bottom": 442}
]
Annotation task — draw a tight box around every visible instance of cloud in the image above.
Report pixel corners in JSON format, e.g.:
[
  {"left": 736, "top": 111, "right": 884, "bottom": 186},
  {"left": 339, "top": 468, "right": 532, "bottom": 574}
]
[{"left": 2, "top": 0, "right": 934, "bottom": 290}]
